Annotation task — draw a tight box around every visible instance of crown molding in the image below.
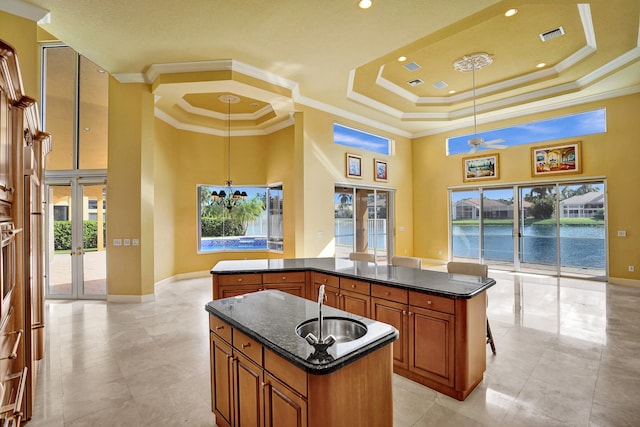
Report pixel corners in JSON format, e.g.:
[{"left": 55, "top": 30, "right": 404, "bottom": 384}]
[{"left": 0, "top": 0, "right": 50, "bottom": 23}]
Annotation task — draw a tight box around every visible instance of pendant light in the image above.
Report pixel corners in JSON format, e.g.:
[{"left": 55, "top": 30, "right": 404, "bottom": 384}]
[{"left": 210, "top": 94, "right": 247, "bottom": 210}]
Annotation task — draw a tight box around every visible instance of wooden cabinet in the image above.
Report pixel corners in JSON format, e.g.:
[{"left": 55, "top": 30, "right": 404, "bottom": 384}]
[
  {"left": 371, "top": 284, "right": 409, "bottom": 370},
  {"left": 263, "top": 272, "right": 305, "bottom": 298},
  {"left": 210, "top": 315, "right": 304, "bottom": 427},
  {"left": 263, "top": 372, "right": 307, "bottom": 427},
  {"left": 409, "top": 304, "right": 455, "bottom": 386},
  {"left": 209, "top": 312, "right": 393, "bottom": 426},
  {"left": 310, "top": 274, "right": 370, "bottom": 317},
  {"left": 213, "top": 272, "right": 306, "bottom": 299}
]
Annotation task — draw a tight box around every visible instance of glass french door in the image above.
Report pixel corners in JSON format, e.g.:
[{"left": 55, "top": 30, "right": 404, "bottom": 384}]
[
  {"left": 451, "top": 180, "right": 606, "bottom": 279},
  {"left": 334, "top": 185, "right": 393, "bottom": 263},
  {"left": 46, "top": 178, "right": 107, "bottom": 299}
]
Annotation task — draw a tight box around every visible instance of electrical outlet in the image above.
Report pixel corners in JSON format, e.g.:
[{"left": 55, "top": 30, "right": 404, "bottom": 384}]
[
  {"left": 630, "top": 266, "right": 635, "bottom": 272},
  {"left": 618, "top": 230, "right": 627, "bottom": 237},
  {"left": 132, "top": 239, "right": 140, "bottom": 246}
]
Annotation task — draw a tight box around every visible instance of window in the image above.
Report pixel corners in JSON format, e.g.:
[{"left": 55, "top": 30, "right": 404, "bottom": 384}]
[
  {"left": 334, "top": 123, "right": 391, "bottom": 155},
  {"left": 198, "top": 184, "right": 283, "bottom": 252},
  {"left": 447, "top": 109, "right": 606, "bottom": 155}
]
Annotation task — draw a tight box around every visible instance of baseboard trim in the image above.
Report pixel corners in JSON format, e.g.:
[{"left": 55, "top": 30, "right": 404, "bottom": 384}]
[
  {"left": 175, "top": 270, "right": 210, "bottom": 280},
  {"left": 608, "top": 277, "right": 640, "bottom": 287}
]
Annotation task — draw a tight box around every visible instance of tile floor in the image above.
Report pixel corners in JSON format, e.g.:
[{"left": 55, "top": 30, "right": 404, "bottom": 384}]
[{"left": 27, "top": 270, "right": 640, "bottom": 426}]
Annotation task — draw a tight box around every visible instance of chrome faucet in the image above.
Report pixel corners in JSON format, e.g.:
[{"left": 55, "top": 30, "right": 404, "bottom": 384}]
[
  {"left": 318, "top": 284, "right": 326, "bottom": 343},
  {"left": 304, "top": 284, "right": 335, "bottom": 349}
]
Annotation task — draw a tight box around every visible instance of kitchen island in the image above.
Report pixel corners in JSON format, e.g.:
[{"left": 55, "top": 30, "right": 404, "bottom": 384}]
[
  {"left": 206, "top": 290, "right": 398, "bottom": 427},
  {"left": 210, "top": 257, "right": 496, "bottom": 401}
]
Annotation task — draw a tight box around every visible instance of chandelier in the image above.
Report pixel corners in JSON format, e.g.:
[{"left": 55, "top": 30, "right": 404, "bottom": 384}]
[{"left": 210, "top": 94, "right": 247, "bottom": 210}]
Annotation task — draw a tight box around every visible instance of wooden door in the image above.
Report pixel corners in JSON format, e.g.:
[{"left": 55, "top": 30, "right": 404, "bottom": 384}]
[
  {"left": 210, "top": 333, "right": 234, "bottom": 427},
  {"left": 409, "top": 305, "right": 455, "bottom": 387},
  {"left": 372, "top": 298, "right": 408, "bottom": 369},
  {"left": 234, "top": 351, "right": 264, "bottom": 427},
  {"left": 264, "top": 372, "right": 307, "bottom": 427}
]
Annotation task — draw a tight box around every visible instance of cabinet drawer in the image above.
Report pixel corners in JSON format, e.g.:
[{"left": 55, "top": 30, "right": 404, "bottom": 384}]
[
  {"left": 233, "top": 329, "right": 263, "bottom": 366},
  {"left": 371, "top": 284, "right": 408, "bottom": 304},
  {"left": 218, "top": 273, "right": 262, "bottom": 286},
  {"left": 409, "top": 291, "right": 455, "bottom": 314},
  {"left": 264, "top": 349, "right": 307, "bottom": 397},
  {"left": 210, "top": 316, "right": 232, "bottom": 343},
  {"left": 313, "top": 272, "right": 339, "bottom": 287},
  {"left": 340, "top": 278, "right": 370, "bottom": 295},
  {"left": 263, "top": 271, "right": 305, "bottom": 284}
]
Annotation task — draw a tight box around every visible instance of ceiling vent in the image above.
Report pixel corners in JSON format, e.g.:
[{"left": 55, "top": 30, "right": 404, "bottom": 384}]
[
  {"left": 403, "top": 61, "right": 421, "bottom": 72},
  {"left": 407, "top": 79, "right": 424, "bottom": 87},
  {"left": 539, "top": 26, "right": 565, "bottom": 42},
  {"left": 432, "top": 80, "right": 448, "bottom": 89}
]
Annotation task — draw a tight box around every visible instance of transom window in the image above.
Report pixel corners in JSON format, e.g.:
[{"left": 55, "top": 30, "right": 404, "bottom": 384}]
[
  {"left": 334, "top": 123, "right": 391, "bottom": 155},
  {"left": 447, "top": 109, "right": 606, "bottom": 155}
]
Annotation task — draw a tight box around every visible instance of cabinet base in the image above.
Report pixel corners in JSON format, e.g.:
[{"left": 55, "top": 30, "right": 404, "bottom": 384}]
[{"left": 393, "top": 366, "right": 483, "bottom": 401}]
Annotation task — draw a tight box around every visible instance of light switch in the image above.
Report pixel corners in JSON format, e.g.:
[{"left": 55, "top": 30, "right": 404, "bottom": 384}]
[
  {"left": 618, "top": 230, "right": 627, "bottom": 237},
  {"left": 123, "top": 239, "right": 131, "bottom": 246},
  {"left": 132, "top": 239, "right": 140, "bottom": 246},
  {"left": 113, "top": 239, "right": 122, "bottom": 246}
]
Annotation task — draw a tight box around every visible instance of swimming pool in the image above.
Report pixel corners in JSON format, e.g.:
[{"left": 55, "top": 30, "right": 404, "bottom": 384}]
[{"left": 200, "top": 236, "right": 267, "bottom": 251}]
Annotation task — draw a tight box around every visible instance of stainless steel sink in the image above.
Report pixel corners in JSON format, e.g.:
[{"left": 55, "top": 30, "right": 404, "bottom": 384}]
[{"left": 296, "top": 317, "right": 367, "bottom": 344}]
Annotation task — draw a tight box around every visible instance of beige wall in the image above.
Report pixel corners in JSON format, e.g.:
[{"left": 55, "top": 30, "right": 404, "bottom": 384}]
[
  {"left": 0, "top": 11, "right": 38, "bottom": 98},
  {"left": 413, "top": 93, "right": 640, "bottom": 284}
]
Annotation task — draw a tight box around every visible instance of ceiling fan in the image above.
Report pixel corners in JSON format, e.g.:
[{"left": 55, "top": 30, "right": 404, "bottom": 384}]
[{"left": 453, "top": 53, "right": 507, "bottom": 154}]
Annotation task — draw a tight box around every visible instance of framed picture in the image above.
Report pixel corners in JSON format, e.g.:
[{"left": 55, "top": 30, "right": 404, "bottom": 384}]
[
  {"left": 531, "top": 141, "right": 581, "bottom": 177},
  {"left": 374, "top": 159, "right": 388, "bottom": 182},
  {"left": 346, "top": 153, "right": 362, "bottom": 178},
  {"left": 462, "top": 153, "right": 499, "bottom": 182}
]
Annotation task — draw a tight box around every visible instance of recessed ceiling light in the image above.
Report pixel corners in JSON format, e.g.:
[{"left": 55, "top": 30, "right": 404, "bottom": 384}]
[
  {"left": 536, "top": 62, "right": 546, "bottom": 68},
  {"left": 397, "top": 56, "right": 407, "bottom": 62},
  {"left": 504, "top": 8, "right": 518, "bottom": 17},
  {"left": 448, "top": 90, "right": 456, "bottom": 94},
  {"left": 358, "top": 0, "right": 372, "bottom": 9},
  {"left": 84, "top": 127, "right": 91, "bottom": 132},
  {"left": 250, "top": 103, "right": 259, "bottom": 108}
]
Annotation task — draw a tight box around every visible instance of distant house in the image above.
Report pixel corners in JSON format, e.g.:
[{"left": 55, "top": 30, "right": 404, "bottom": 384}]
[
  {"left": 453, "top": 198, "right": 532, "bottom": 220},
  {"left": 560, "top": 192, "right": 605, "bottom": 218}
]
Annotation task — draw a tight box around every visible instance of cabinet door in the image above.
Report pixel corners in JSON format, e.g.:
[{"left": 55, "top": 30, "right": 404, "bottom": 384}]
[
  {"left": 340, "top": 288, "right": 370, "bottom": 318},
  {"left": 372, "top": 298, "right": 408, "bottom": 369},
  {"left": 219, "top": 284, "right": 262, "bottom": 299},
  {"left": 210, "top": 333, "right": 234, "bottom": 427},
  {"left": 265, "top": 282, "right": 305, "bottom": 298},
  {"left": 264, "top": 372, "right": 307, "bottom": 427},
  {"left": 409, "top": 306, "right": 455, "bottom": 387},
  {"left": 311, "top": 283, "right": 340, "bottom": 309},
  {"left": 234, "top": 351, "right": 264, "bottom": 427}
]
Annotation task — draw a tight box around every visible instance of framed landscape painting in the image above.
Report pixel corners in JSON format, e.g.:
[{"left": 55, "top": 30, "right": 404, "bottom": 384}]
[
  {"left": 346, "top": 153, "right": 362, "bottom": 178},
  {"left": 374, "top": 159, "right": 388, "bottom": 182},
  {"left": 531, "top": 141, "right": 581, "bottom": 177},
  {"left": 463, "top": 154, "right": 499, "bottom": 182}
]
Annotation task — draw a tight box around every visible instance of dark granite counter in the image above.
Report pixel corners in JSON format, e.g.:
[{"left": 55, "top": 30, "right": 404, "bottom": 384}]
[
  {"left": 205, "top": 290, "right": 398, "bottom": 374},
  {"left": 210, "top": 257, "right": 495, "bottom": 298}
]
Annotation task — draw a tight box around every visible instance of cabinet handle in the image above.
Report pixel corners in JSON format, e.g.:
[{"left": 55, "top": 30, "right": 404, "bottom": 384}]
[
  {"left": 241, "top": 343, "right": 251, "bottom": 349},
  {"left": 427, "top": 300, "right": 432, "bottom": 305},
  {"left": 215, "top": 325, "right": 224, "bottom": 330},
  {"left": 282, "top": 276, "right": 286, "bottom": 280},
  {"left": 409, "top": 311, "right": 413, "bottom": 316},
  {"left": 402, "top": 310, "right": 407, "bottom": 315},
  {"left": 385, "top": 291, "right": 391, "bottom": 296},
  {"left": 351, "top": 284, "right": 356, "bottom": 289},
  {"left": 237, "top": 278, "right": 243, "bottom": 282}
]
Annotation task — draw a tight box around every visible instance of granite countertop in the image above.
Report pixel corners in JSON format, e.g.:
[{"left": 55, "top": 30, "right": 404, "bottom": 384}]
[
  {"left": 211, "top": 257, "right": 495, "bottom": 298},
  {"left": 205, "top": 290, "right": 398, "bottom": 374}
]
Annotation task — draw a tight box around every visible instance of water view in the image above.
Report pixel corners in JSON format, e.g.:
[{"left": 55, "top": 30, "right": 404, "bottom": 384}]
[{"left": 453, "top": 223, "right": 606, "bottom": 269}]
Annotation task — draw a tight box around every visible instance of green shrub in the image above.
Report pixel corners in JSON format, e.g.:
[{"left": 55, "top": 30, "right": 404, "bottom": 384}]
[
  {"left": 201, "top": 217, "right": 244, "bottom": 237},
  {"left": 53, "top": 220, "right": 103, "bottom": 251}
]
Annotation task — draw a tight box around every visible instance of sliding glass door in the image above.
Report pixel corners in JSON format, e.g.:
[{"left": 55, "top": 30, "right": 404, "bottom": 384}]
[
  {"left": 334, "top": 185, "right": 393, "bottom": 263},
  {"left": 451, "top": 180, "right": 606, "bottom": 279}
]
